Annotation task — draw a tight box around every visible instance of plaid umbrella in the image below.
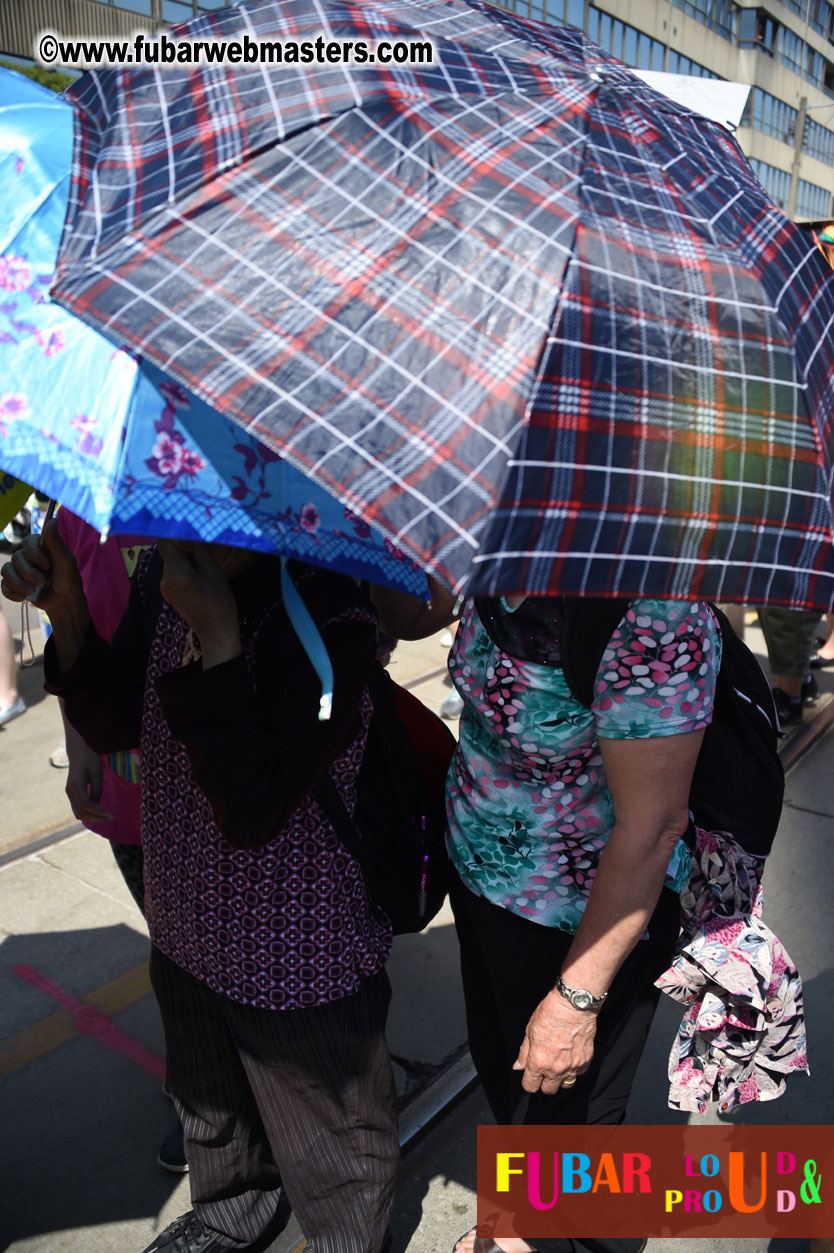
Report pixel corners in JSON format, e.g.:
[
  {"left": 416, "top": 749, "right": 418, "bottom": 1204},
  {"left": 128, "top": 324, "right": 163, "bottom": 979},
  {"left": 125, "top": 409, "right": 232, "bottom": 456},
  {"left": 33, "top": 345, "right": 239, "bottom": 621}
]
[{"left": 52, "top": 0, "right": 834, "bottom": 606}]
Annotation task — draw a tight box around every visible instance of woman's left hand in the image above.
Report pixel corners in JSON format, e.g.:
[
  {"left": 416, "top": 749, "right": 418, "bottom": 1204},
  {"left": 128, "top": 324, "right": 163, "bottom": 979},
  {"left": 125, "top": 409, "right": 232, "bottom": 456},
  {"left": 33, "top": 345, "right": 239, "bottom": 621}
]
[
  {"left": 158, "top": 541, "right": 241, "bottom": 669},
  {"left": 514, "top": 989, "right": 597, "bottom": 1094}
]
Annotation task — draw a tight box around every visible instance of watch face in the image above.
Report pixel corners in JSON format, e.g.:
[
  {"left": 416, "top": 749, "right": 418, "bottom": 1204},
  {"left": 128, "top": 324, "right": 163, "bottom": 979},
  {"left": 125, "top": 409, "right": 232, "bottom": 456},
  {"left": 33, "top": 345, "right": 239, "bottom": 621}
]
[{"left": 573, "top": 990, "right": 592, "bottom": 1010}]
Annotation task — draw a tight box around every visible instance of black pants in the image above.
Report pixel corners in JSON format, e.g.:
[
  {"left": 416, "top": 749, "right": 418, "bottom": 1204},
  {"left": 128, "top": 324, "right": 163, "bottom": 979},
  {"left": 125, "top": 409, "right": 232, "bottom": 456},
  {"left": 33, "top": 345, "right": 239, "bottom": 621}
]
[
  {"left": 150, "top": 948, "right": 399, "bottom": 1253},
  {"left": 450, "top": 872, "right": 680, "bottom": 1253}
]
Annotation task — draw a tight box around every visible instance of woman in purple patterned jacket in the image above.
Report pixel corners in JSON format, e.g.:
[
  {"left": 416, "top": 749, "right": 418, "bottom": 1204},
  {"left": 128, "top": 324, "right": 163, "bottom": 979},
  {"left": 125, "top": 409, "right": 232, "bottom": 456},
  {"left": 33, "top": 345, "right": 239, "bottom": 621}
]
[{"left": 3, "top": 525, "right": 398, "bottom": 1253}]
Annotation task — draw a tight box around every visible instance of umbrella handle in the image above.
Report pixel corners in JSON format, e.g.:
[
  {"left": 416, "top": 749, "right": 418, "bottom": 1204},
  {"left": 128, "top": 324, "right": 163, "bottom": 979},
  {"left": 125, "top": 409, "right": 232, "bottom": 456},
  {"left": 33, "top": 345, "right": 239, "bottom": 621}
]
[
  {"left": 280, "top": 558, "right": 334, "bottom": 721},
  {"left": 27, "top": 498, "right": 57, "bottom": 606}
]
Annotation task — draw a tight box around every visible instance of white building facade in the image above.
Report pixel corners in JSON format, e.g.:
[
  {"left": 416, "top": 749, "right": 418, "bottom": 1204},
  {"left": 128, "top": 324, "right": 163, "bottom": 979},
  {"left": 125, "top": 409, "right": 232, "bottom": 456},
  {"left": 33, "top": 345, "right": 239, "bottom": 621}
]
[{"left": 1, "top": 0, "right": 832, "bottom": 219}]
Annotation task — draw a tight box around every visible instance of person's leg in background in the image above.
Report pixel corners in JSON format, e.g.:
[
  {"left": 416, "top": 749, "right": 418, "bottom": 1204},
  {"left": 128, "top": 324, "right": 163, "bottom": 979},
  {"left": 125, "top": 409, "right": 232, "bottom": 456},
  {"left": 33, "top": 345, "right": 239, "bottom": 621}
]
[
  {"left": 757, "top": 608, "right": 822, "bottom": 724},
  {"left": 0, "top": 610, "right": 25, "bottom": 725},
  {"left": 810, "top": 613, "right": 834, "bottom": 667}
]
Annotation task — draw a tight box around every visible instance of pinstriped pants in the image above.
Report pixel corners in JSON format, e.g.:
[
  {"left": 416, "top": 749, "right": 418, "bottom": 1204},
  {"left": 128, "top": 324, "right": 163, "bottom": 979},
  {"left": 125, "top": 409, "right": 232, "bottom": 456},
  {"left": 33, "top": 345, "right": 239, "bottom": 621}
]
[{"left": 150, "top": 948, "right": 399, "bottom": 1253}]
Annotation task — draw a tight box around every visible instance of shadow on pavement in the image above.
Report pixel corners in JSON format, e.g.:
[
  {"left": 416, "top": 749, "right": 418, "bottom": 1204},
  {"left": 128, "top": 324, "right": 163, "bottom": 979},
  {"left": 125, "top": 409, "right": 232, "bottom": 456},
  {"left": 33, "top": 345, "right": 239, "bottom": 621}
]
[{"left": 0, "top": 923, "right": 181, "bottom": 1250}]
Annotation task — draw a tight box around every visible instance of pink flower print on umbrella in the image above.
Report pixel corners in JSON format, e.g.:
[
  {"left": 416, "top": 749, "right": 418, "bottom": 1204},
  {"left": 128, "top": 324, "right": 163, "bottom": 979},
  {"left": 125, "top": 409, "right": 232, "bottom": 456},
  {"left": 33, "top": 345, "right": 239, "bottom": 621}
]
[
  {"left": 70, "top": 414, "right": 103, "bottom": 459},
  {"left": 146, "top": 429, "right": 206, "bottom": 489},
  {"left": 0, "top": 392, "right": 28, "bottom": 437},
  {"left": 299, "top": 503, "right": 320, "bottom": 535},
  {"left": 384, "top": 537, "right": 407, "bottom": 562},
  {"left": 159, "top": 379, "right": 191, "bottom": 410},
  {"left": 149, "top": 431, "right": 184, "bottom": 476},
  {"left": 345, "top": 508, "right": 371, "bottom": 539},
  {"left": 0, "top": 255, "right": 31, "bottom": 292},
  {"left": 179, "top": 447, "right": 205, "bottom": 478},
  {"left": 34, "top": 327, "right": 65, "bottom": 357}
]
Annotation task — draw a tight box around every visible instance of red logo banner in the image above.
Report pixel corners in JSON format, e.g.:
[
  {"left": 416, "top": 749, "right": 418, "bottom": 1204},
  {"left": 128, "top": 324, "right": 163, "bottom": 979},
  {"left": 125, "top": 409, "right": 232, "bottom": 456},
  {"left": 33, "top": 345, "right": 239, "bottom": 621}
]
[{"left": 477, "top": 1125, "right": 831, "bottom": 1238}]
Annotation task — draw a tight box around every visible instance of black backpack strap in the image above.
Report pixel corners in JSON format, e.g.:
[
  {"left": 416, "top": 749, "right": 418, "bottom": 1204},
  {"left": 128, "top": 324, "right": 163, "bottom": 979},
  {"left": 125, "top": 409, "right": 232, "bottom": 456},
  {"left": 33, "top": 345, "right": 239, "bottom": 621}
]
[
  {"left": 312, "top": 772, "right": 381, "bottom": 894},
  {"left": 312, "top": 662, "right": 404, "bottom": 899},
  {"left": 138, "top": 547, "right": 165, "bottom": 647},
  {"left": 560, "top": 597, "right": 630, "bottom": 707}
]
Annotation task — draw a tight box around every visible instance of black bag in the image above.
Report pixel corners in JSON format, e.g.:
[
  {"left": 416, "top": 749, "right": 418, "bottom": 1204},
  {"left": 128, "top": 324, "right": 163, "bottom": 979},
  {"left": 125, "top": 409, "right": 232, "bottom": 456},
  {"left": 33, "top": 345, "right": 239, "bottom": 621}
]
[
  {"left": 314, "top": 661, "right": 457, "bottom": 934},
  {"left": 560, "top": 598, "right": 784, "bottom": 857}
]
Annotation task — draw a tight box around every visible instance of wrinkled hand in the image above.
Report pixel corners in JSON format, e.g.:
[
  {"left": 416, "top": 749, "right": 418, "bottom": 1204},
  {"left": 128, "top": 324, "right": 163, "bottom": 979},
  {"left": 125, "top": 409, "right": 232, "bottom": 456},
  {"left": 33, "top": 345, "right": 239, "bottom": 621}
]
[
  {"left": 158, "top": 540, "right": 241, "bottom": 668},
  {"left": 65, "top": 738, "right": 115, "bottom": 826},
  {"left": 0, "top": 521, "right": 84, "bottom": 615},
  {"left": 513, "top": 989, "right": 598, "bottom": 1094}
]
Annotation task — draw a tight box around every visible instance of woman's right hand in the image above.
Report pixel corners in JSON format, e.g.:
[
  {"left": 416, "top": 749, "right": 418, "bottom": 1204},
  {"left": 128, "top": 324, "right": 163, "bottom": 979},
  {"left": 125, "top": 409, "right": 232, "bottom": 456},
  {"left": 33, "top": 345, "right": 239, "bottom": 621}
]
[
  {"left": 2, "top": 521, "right": 91, "bottom": 673},
  {"left": 0, "top": 520, "right": 84, "bottom": 615},
  {"left": 62, "top": 715, "right": 115, "bottom": 826}
]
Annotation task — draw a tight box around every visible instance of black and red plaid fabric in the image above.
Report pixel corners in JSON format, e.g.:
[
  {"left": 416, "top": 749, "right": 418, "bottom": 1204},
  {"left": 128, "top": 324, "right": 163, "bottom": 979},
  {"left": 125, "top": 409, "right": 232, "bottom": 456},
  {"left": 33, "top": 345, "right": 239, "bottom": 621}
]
[{"left": 54, "top": 0, "right": 834, "bottom": 606}]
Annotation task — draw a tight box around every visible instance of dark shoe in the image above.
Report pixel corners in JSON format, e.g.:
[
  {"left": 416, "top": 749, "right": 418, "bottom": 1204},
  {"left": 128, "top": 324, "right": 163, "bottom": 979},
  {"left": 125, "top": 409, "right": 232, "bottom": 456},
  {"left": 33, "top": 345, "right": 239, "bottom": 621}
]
[
  {"left": 157, "top": 1120, "right": 189, "bottom": 1174},
  {"left": 802, "top": 672, "right": 819, "bottom": 706},
  {"left": 772, "top": 688, "right": 803, "bottom": 727},
  {"left": 142, "top": 1212, "right": 230, "bottom": 1252},
  {"left": 809, "top": 652, "right": 834, "bottom": 670}
]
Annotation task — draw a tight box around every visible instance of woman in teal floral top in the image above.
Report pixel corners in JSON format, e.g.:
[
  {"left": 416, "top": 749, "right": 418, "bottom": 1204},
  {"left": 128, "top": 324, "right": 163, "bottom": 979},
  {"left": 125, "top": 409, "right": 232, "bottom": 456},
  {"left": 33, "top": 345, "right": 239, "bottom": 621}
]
[
  {"left": 446, "top": 597, "right": 716, "bottom": 932},
  {"left": 375, "top": 585, "right": 720, "bottom": 1253}
]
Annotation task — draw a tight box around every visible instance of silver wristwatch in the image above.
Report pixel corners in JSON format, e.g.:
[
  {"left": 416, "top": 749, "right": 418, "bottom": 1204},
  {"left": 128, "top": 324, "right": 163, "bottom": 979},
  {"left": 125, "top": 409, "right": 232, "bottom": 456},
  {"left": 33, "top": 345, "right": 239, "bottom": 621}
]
[{"left": 555, "top": 974, "right": 607, "bottom": 1012}]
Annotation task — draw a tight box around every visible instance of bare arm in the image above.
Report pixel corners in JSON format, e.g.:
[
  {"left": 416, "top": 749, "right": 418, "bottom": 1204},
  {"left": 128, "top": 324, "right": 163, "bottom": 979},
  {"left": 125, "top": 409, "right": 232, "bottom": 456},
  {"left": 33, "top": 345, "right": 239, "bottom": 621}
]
[
  {"left": 514, "top": 728, "right": 703, "bottom": 1093},
  {"left": 59, "top": 699, "right": 115, "bottom": 826},
  {"left": 370, "top": 575, "right": 458, "bottom": 640}
]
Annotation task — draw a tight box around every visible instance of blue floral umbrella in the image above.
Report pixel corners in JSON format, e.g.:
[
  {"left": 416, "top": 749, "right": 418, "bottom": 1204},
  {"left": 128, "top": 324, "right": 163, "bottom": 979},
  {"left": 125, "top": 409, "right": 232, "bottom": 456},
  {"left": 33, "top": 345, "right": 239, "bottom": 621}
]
[{"left": 0, "top": 67, "right": 425, "bottom": 600}]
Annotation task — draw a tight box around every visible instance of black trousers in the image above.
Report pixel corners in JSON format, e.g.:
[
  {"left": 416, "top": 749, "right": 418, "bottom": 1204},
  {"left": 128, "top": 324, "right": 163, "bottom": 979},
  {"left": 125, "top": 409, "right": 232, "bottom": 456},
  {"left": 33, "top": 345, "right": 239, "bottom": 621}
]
[
  {"left": 150, "top": 947, "right": 399, "bottom": 1253},
  {"left": 450, "top": 872, "right": 681, "bottom": 1253}
]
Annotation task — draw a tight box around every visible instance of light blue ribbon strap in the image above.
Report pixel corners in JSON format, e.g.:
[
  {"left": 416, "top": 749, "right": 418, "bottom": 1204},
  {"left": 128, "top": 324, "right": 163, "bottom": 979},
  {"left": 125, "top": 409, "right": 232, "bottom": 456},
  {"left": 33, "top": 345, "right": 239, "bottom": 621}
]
[{"left": 280, "top": 558, "right": 333, "bottom": 721}]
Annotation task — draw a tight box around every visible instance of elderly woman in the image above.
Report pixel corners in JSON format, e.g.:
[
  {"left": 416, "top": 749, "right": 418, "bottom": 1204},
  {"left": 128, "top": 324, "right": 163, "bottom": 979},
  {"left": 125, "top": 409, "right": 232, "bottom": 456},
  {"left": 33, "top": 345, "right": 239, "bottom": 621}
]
[
  {"left": 4, "top": 527, "right": 398, "bottom": 1253},
  {"left": 374, "top": 583, "right": 720, "bottom": 1253}
]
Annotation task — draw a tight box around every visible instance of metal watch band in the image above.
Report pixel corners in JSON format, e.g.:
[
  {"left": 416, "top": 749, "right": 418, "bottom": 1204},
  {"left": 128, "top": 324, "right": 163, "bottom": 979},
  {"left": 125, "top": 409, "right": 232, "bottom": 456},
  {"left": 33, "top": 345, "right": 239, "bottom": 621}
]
[{"left": 555, "top": 974, "right": 607, "bottom": 1012}]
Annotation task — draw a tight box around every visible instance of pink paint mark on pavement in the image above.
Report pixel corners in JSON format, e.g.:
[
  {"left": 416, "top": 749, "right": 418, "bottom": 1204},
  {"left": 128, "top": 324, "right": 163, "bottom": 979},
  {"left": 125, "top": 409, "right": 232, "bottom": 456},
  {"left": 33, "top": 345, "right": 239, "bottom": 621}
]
[{"left": 14, "top": 963, "right": 166, "bottom": 1081}]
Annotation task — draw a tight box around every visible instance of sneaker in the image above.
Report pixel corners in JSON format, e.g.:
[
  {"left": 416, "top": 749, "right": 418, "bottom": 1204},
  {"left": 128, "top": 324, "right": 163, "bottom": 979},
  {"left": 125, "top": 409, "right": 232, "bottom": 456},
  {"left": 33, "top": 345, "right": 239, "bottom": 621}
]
[
  {"left": 157, "top": 1120, "right": 189, "bottom": 1174},
  {"left": 0, "top": 696, "right": 26, "bottom": 727},
  {"left": 440, "top": 689, "right": 464, "bottom": 720},
  {"left": 772, "top": 688, "right": 803, "bottom": 728},
  {"left": 802, "top": 672, "right": 819, "bottom": 706},
  {"left": 142, "top": 1212, "right": 228, "bottom": 1252},
  {"left": 50, "top": 744, "right": 70, "bottom": 768}
]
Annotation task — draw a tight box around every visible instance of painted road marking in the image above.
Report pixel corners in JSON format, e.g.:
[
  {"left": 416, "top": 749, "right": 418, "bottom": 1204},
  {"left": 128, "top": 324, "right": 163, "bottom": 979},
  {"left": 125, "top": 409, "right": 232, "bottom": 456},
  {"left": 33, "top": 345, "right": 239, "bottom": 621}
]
[{"left": 1, "top": 961, "right": 162, "bottom": 1078}]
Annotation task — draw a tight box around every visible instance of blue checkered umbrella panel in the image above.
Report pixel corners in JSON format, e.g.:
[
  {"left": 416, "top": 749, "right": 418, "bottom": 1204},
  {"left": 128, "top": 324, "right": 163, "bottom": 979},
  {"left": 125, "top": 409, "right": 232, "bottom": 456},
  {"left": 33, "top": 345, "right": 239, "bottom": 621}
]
[{"left": 52, "top": 0, "right": 834, "bottom": 607}]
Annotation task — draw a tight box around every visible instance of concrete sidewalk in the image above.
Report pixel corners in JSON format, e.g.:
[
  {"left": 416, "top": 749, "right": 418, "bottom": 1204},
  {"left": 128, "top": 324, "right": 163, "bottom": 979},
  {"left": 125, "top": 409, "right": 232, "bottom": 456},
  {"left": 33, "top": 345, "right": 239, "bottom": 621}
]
[{"left": 1, "top": 596, "right": 832, "bottom": 1253}]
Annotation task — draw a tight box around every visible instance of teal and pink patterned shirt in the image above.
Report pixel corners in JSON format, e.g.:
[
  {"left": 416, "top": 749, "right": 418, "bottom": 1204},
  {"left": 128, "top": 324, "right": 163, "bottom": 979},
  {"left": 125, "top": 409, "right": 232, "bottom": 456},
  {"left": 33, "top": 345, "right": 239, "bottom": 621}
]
[{"left": 446, "top": 598, "right": 722, "bottom": 933}]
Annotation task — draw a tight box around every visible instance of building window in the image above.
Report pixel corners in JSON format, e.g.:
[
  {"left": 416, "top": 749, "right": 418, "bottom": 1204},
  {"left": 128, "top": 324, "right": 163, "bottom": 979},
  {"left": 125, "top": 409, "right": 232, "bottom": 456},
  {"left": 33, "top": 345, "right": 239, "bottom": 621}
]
[
  {"left": 162, "top": 0, "right": 195, "bottom": 21},
  {"left": 749, "top": 158, "right": 792, "bottom": 211},
  {"left": 804, "top": 116, "right": 834, "bottom": 163},
  {"left": 738, "top": 8, "right": 777, "bottom": 54},
  {"left": 797, "top": 178, "right": 833, "bottom": 219},
  {"left": 666, "top": 49, "right": 718, "bottom": 76},
  {"left": 810, "top": 0, "right": 834, "bottom": 39},
  {"left": 744, "top": 87, "right": 798, "bottom": 143},
  {"left": 587, "top": 6, "right": 669, "bottom": 71},
  {"left": 566, "top": 0, "right": 585, "bottom": 29},
  {"left": 669, "top": 0, "right": 735, "bottom": 41},
  {"left": 777, "top": 27, "right": 806, "bottom": 76}
]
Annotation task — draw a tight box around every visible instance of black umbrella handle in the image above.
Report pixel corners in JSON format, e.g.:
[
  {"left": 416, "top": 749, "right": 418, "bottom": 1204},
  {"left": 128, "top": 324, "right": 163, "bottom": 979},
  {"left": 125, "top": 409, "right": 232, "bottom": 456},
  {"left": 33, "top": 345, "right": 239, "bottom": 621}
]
[{"left": 27, "top": 498, "right": 56, "bottom": 605}]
